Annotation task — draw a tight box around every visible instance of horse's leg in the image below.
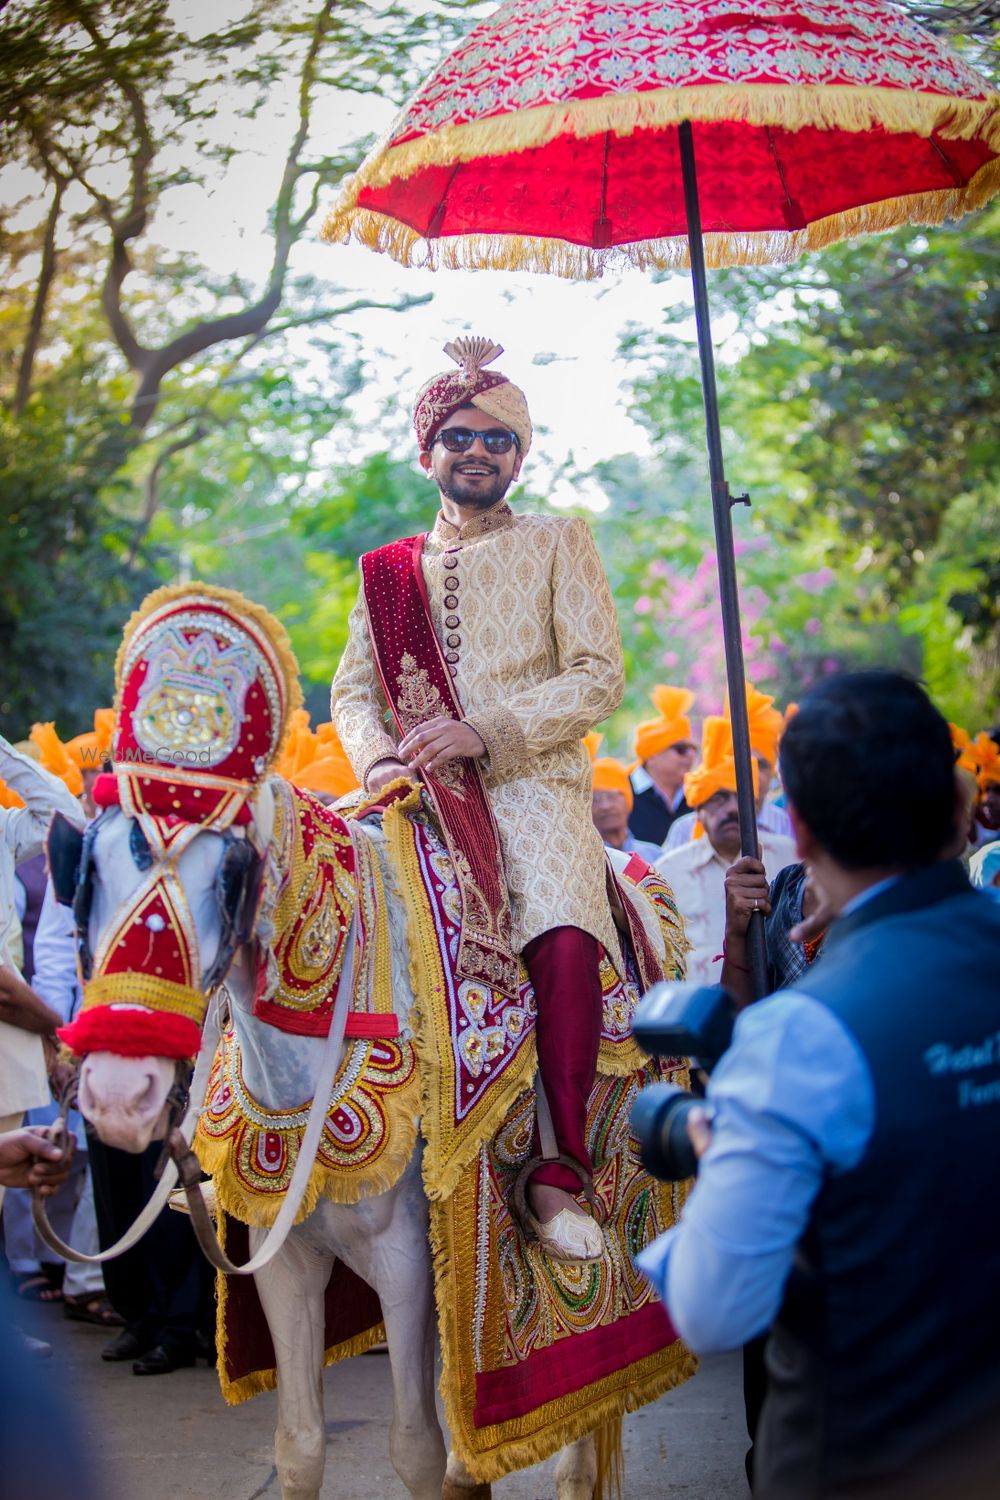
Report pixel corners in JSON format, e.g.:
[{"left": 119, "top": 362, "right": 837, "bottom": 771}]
[
  {"left": 554, "top": 1435, "right": 597, "bottom": 1500},
  {"left": 252, "top": 1229, "right": 334, "bottom": 1500},
  {"left": 366, "top": 1168, "right": 448, "bottom": 1500},
  {"left": 442, "top": 1453, "right": 492, "bottom": 1500}
]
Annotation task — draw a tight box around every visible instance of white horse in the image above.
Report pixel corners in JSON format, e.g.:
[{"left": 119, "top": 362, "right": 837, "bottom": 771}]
[{"left": 70, "top": 780, "right": 605, "bottom": 1500}]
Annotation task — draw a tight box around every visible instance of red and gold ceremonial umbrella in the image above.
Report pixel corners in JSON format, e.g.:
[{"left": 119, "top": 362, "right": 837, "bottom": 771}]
[{"left": 323, "top": 0, "right": 1000, "bottom": 990}]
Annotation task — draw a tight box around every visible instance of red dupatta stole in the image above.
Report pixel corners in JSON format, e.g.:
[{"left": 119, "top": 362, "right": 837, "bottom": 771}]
[{"left": 360, "top": 535, "right": 520, "bottom": 999}]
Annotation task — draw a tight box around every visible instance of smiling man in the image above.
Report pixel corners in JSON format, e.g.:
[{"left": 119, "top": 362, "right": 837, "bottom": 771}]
[
  {"left": 656, "top": 717, "right": 796, "bottom": 986},
  {"left": 331, "top": 338, "right": 625, "bottom": 1261}
]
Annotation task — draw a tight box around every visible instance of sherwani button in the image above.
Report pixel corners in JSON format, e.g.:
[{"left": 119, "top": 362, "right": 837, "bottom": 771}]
[
  {"left": 445, "top": 651, "right": 459, "bottom": 664},
  {"left": 444, "top": 596, "right": 458, "bottom": 610},
  {"left": 446, "top": 634, "right": 461, "bottom": 647},
  {"left": 445, "top": 614, "right": 460, "bottom": 628}
]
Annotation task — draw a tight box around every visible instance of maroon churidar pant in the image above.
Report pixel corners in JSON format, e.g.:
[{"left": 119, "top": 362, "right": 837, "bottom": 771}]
[{"left": 522, "top": 925, "right": 603, "bottom": 1193}]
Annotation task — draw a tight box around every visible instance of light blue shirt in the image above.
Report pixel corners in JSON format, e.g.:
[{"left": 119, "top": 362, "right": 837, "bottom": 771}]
[
  {"left": 621, "top": 831, "right": 665, "bottom": 864},
  {"left": 637, "top": 990, "right": 875, "bottom": 1353}
]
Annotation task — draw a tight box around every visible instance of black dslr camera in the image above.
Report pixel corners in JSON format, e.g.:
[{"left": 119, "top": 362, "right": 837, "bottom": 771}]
[{"left": 629, "top": 983, "right": 738, "bottom": 1181}]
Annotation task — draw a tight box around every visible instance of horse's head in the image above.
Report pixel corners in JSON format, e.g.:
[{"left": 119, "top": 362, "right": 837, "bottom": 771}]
[
  {"left": 52, "top": 798, "right": 266, "bottom": 1152},
  {"left": 54, "top": 581, "right": 299, "bottom": 1152}
]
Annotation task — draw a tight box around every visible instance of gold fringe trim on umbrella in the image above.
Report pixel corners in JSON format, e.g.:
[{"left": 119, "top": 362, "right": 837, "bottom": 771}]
[
  {"left": 323, "top": 80, "right": 1000, "bottom": 218},
  {"left": 325, "top": 154, "right": 1000, "bottom": 278}
]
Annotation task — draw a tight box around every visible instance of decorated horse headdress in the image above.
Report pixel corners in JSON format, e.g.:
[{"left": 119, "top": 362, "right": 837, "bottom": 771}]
[{"left": 54, "top": 584, "right": 303, "bottom": 1061}]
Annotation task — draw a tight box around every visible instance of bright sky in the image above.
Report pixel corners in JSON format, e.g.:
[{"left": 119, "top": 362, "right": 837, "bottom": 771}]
[
  {"left": 0, "top": 0, "right": 740, "bottom": 503},
  {"left": 146, "top": 0, "right": 716, "bottom": 504}
]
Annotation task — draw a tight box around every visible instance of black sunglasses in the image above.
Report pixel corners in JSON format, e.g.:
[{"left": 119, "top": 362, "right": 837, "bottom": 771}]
[{"left": 432, "top": 426, "right": 519, "bottom": 455}]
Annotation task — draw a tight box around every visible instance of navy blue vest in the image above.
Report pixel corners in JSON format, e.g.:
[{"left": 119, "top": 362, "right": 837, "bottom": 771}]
[{"left": 756, "top": 862, "right": 1000, "bottom": 1498}]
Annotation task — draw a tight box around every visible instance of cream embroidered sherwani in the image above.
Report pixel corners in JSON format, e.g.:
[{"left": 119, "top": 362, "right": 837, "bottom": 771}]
[{"left": 331, "top": 502, "right": 625, "bottom": 961}]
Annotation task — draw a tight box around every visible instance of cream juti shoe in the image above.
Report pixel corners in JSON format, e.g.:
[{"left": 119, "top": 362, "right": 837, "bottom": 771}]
[{"left": 525, "top": 1206, "right": 605, "bottom": 1263}]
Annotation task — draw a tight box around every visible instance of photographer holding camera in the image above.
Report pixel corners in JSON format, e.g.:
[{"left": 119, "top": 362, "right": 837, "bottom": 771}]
[{"left": 636, "top": 671, "right": 1000, "bottom": 1499}]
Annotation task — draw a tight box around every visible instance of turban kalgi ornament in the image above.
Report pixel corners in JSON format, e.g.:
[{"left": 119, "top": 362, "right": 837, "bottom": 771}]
[
  {"left": 633, "top": 686, "right": 695, "bottom": 763},
  {"left": 414, "top": 336, "right": 532, "bottom": 456}
]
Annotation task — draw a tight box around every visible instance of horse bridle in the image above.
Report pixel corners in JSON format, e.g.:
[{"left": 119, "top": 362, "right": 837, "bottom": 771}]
[{"left": 34, "top": 811, "right": 358, "bottom": 1276}]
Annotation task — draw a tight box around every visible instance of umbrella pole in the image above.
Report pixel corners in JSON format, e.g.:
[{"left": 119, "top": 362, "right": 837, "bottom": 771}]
[{"left": 678, "top": 119, "right": 769, "bottom": 999}]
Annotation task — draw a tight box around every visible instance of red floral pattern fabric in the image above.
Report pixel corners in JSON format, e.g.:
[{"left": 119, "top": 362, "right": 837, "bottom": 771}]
[
  {"left": 326, "top": 0, "right": 999, "bottom": 268},
  {"left": 389, "top": 0, "right": 992, "bottom": 143}
]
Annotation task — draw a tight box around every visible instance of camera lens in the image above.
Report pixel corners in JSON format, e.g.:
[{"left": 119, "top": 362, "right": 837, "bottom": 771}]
[{"left": 630, "top": 1084, "right": 701, "bottom": 1182}]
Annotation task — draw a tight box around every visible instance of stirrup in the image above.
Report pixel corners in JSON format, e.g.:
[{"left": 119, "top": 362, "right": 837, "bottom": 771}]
[{"left": 511, "top": 1154, "right": 605, "bottom": 1262}]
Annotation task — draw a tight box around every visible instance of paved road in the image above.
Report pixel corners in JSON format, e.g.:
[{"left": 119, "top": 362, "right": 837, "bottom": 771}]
[{"left": 20, "top": 1300, "right": 749, "bottom": 1500}]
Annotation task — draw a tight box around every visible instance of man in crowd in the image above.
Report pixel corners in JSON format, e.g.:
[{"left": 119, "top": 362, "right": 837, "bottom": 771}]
[
  {"left": 655, "top": 717, "right": 796, "bottom": 985},
  {"left": 640, "top": 671, "right": 1000, "bottom": 1499},
  {"left": 332, "top": 337, "right": 624, "bottom": 1261},
  {"left": 0, "top": 735, "right": 83, "bottom": 1159},
  {"left": 627, "top": 686, "right": 698, "bottom": 846},
  {"left": 663, "top": 683, "right": 792, "bottom": 851},
  {"left": 591, "top": 754, "right": 662, "bottom": 864}
]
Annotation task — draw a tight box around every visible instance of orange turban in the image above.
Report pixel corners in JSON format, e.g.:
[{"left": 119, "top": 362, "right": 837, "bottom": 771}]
[
  {"left": 683, "top": 717, "right": 759, "bottom": 811},
  {"left": 591, "top": 757, "right": 633, "bottom": 811},
  {"left": 0, "top": 778, "right": 25, "bottom": 810},
  {"left": 582, "top": 731, "right": 603, "bottom": 762},
  {"left": 274, "top": 708, "right": 317, "bottom": 781},
  {"left": 633, "top": 686, "right": 695, "bottom": 763},
  {"left": 30, "top": 711, "right": 114, "bottom": 796},
  {"left": 726, "top": 683, "right": 784, "bottom": 766},
  {"left": 950, "top": 724, "right": 980, "bottom": 778},
  {"left": 299, "top": 723, "right": 360, "bottom": 799},
  {"left": 276, "top": 717, "right": 360, "bottom": 799},
  {"left": 30, "top": 722, "right": 83, "bottom": 797},
  {"left": 975, "top": 732, "right": 1000, "bottom": 791}
]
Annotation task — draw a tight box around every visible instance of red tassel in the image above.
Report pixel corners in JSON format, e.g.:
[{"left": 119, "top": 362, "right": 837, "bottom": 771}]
[{"left": 59, "top": 1007, "right": 202, "bottom": 1060}]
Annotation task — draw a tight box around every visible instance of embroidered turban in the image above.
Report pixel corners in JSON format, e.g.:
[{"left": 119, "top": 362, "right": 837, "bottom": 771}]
[
  {"left": 413, "top": 336, "right": 532, "bottom": 455},
  {"left": 633, "top": 686, "right": 695, "bottom": 763},
  {"left": 591, "top": 756, "right": 634, "bottom": 812},
  {"left": 684, "top": 717, "right": 759, "bottom": 811},
  {"left": 726, "top": 683, "right": 784, "bottom": 767}
]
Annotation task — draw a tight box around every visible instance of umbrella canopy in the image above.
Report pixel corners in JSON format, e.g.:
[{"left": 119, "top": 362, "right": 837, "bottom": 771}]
[{"left": 324, "top": 0, "right": 999, "bottom": 273}]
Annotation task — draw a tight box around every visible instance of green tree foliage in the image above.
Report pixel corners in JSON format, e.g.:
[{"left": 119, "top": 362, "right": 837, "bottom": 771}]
[
  {"left": 617, "top": 190, "right": 999, "bottom": 726},
  {"left": 0, "top": 0, "right": 476, "bottom": 730}
]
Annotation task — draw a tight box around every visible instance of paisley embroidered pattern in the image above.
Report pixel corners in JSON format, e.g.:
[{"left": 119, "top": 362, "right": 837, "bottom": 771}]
[
  {"left": 385, "top": 798, "right": 688, "bottom": 1200},
  {"left": 195, "top": 1028, "right": 419, "bottom": 1225},
  {"left": 430, "top": 1061, "right": 696, "bottom": 1479},
  {"left": 253, "top": 783, "right": 359, "bottom": 1036}
]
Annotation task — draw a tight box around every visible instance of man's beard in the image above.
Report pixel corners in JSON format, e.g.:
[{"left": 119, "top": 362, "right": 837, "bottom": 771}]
[{"left": 437, "top": 464, "right": 513, "bottom": 511}]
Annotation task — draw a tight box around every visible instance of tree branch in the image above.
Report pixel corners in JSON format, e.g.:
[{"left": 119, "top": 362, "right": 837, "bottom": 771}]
[
  {"left": 12, "top": 146, "right": 66, "bottom": 413},
  {"left": 127, "top": 0, "right": 337, "bottom": 430},
  {"left": 127, "top": 422, "right": 209, "bottom": 563},
  {"left": 61, "top": 1, "right": 155, "bottom": 372}
]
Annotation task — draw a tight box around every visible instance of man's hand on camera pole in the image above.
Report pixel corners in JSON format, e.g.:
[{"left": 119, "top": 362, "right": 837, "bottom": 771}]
[{"left": 722, "top": 856, "right": 771, "bottom": 1007}]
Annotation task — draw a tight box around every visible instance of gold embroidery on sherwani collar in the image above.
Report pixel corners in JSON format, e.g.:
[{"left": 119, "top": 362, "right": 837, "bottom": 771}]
[{"left": 431, "top": 501, "right": 515, "bottom": 545}]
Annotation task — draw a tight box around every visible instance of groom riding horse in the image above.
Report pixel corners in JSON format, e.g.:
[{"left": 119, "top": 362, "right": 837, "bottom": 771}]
[
  {"left": 334, "top": 335, "right": 635, "bottom": 1263},
  {"left": 46, "top": 341, "right": 695, "bottom": 1499}
]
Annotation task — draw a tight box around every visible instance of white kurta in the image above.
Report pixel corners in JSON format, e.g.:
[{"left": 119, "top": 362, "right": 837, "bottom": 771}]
[
  {"left": 655, "top": 829, "right": 798, "bottom": 986},
  {"left": 0, "top": 736, "right": 85, "bottom": 1115},
  {"left": 331, "top": 502, "right": 625, "bottom": 960}
]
